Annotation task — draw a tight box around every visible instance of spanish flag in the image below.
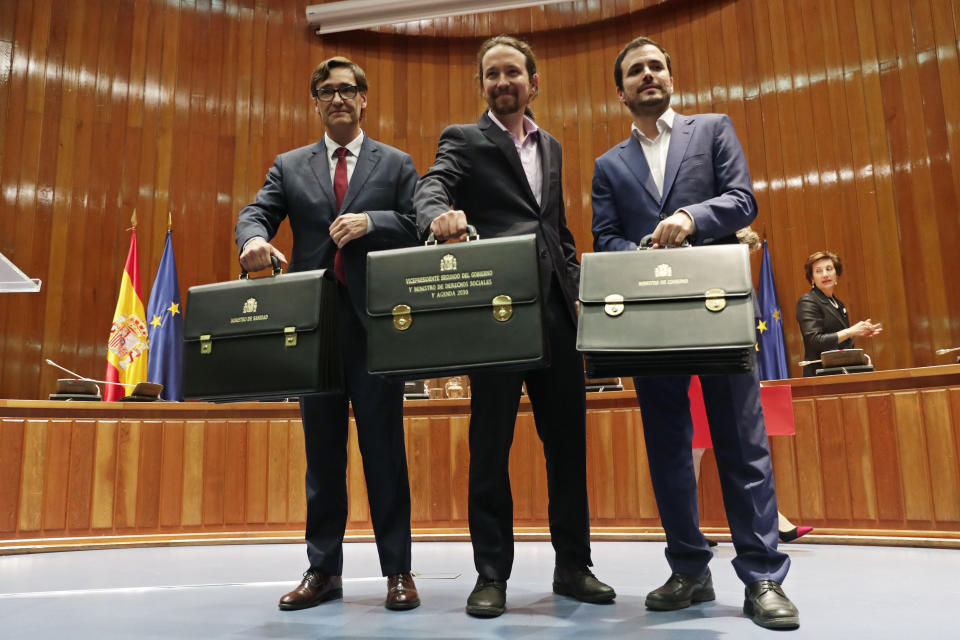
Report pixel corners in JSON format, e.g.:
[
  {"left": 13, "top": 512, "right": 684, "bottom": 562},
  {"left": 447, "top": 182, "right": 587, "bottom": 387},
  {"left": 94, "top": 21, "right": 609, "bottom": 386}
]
[{"left": 105, "top": 226, "right": 148, "bottom": 401}]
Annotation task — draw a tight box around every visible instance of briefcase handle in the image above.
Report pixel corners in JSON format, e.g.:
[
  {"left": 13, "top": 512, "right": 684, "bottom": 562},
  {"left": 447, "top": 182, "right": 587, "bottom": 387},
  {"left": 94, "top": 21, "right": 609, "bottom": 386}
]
[
  {"left": 239, "top": 255, "right": 283, "bottom": 280},
  {"left": 637, "top": 234, "right": 691, "bottom": 250},
  {"left": 425, "top": 224, "right": 480, "bottom": 245}
]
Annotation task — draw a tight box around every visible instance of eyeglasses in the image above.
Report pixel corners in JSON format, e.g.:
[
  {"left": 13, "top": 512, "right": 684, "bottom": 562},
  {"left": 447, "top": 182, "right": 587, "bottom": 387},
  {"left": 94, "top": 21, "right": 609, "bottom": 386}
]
[{"left": 314, "top": 85, "right": 359, "bottom": 102}]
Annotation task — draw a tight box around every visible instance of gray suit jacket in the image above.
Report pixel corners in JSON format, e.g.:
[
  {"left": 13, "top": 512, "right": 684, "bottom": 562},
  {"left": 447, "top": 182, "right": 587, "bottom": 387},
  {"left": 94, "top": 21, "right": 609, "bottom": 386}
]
[{"left": 236, "top": 135, "right": 419, "bottom": 320}]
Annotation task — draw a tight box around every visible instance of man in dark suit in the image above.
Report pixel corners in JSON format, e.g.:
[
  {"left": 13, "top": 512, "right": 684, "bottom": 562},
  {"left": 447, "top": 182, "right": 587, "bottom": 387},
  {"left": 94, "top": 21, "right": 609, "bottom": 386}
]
[
  {"left": 236, "top": 57, "right": 420, "bottom": 612},
  {"left": 590, "top": 37, "right": 799, "bottom": 630},
  {"left": 414, "top": 35, "right": 614, "bottom": 618}
]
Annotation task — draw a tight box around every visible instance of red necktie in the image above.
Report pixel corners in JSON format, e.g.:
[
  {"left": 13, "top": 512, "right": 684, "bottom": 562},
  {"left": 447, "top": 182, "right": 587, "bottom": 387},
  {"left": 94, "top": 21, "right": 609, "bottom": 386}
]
[{"left": 333, "top": 147, "right": 348, "bottom": 284}]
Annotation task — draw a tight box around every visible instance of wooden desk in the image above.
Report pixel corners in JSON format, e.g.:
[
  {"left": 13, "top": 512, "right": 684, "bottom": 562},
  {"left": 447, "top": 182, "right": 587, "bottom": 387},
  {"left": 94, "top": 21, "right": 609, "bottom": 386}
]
[{"left": 3, "top": 365, "right": 960, "bottom": 553}]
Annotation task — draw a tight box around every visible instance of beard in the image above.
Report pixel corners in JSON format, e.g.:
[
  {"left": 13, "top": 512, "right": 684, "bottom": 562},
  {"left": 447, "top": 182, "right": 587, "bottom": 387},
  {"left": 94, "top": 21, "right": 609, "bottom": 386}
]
[
  {"left": 624, "top": 86, "right": 671, "bottom": 118},
  {"left": 487, "top": 90, "right": 523, "bottom": 117}
]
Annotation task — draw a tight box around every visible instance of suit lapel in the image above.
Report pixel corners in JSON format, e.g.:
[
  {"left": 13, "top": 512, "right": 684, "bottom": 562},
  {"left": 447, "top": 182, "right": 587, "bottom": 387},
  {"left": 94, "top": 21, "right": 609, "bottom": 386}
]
[
  {"left": 660, "top": 113, "right": 694, "bottom": 205},
  {"left": 340, "top": 136, "right": 379, "bottom": 213},
  {"left": 618, "top": 135, "right": 661, "bottom": 205},
  {"left": 308, "top": 140, "right": 337, "bottom": 212},
  {"left": 812, "top": 288, "right": 847, "bottom": 325},
  {"left": 479, "top": 114, "right": 540, "bottom": 213},
  {"left": 537, "top": 132, "right": 552, "bottom": 216}
]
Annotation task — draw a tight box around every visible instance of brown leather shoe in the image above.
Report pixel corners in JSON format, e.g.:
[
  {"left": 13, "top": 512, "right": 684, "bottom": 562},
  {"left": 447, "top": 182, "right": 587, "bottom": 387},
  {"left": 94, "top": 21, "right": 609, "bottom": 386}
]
[
  {"left": 385, "top": 572, "right": 420, "bottom": 610},
  {"left": 278, "top": 570, "right": 343, "bottom": 610}
]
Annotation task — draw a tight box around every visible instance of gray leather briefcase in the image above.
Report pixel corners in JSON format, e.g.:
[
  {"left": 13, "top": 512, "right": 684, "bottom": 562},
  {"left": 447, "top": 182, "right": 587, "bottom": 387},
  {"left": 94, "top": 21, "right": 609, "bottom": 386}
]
[
  {"left": 183, "top": 268, "right": 342, "bottom": 401},
  {"left": 366, "top": 232, "right": 546, "bottom": 378},
  {"left": 577, "top": 243, "right": 756, "bottom": 377}
]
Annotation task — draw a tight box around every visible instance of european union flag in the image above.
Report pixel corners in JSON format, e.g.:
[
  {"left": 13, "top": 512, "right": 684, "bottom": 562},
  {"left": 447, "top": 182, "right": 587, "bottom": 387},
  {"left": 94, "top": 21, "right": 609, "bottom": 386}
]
[
  {"left": 756, "top": 239, "right": 789, "bottom": 380},
  {"left": 146, "top": 231, "right": 183, "bottom": 400}
]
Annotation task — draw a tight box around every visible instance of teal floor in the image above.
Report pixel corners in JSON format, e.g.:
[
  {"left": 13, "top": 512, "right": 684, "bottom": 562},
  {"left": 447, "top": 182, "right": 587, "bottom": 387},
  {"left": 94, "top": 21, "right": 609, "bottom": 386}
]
[{"left": 0, "top": 540, "right": 956, "bottom": 639}]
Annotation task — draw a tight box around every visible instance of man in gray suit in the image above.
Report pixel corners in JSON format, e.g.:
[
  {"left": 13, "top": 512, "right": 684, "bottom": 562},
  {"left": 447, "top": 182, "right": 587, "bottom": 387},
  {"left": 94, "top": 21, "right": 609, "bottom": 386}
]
[{"left": 236, "top": 56, "right": 420, "bottom": 612}]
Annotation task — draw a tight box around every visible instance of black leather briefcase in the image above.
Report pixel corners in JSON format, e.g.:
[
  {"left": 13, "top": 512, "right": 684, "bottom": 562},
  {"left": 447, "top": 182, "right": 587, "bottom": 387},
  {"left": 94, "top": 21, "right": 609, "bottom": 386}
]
[
  {"left": 577, "top": 244, "right": 756, "bottom": 377},
  {"left": 182, "top": 268, "right": 342, "bottom": 401},
  {"left": 366, "top": 232, "right": 546, "bottom": 378}
]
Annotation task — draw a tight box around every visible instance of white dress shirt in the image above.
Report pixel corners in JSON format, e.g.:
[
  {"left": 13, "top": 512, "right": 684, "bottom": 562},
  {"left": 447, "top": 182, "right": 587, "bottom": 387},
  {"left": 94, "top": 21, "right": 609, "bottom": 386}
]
[
  {"left": 324, "top": 130, "right": 364, "bottom": 184},
  {"left": 631, "top": 107, "right": 675, "bottom": 199},
  {"left": 487, "top": 110, "right": 543, "bottom": 206}
]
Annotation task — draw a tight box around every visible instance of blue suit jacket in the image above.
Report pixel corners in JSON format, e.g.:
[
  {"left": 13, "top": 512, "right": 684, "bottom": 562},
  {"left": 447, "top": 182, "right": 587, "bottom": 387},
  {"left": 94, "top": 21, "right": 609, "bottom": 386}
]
[
  {"left": 591, "top": 113, "right": 757, "bottom": 250},
  {"left": 235, "top": 135, "right": 419, "bottom": 321}
]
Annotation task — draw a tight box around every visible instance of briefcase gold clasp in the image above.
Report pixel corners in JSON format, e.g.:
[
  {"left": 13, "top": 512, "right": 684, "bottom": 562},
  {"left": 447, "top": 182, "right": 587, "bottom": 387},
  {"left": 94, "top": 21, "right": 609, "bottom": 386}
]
[
  {"left": 492, "top": 295, "right": 513, "bottom": 322},
  {"left": 604, "top": 294, "right": 624, "bottom": 317},
  {"left": 705, "top": 288, "right": 727, "bottom": 312},
  {"left": 284, "top": 326, "right": 297, "bottom": 347},
  {"left": 200, "top": 334, "right": 212, "bottom": 354},
  {"left": 392, "top": 304, "right": 412, "bottom": 331}
]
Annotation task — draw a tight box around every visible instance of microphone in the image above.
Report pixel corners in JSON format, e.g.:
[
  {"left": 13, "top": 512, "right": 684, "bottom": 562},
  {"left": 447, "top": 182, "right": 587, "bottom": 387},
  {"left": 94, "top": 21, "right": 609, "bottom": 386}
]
[{"left": 44, "top": 359, "right": 137, "bottom": 396}]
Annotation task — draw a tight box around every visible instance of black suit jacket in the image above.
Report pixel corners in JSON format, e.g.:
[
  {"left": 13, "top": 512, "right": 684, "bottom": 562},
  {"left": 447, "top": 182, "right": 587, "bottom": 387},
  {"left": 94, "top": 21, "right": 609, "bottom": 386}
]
[
  {"left": 413, "top": 113, "right": 580, "bottom": 322},
  {"left": 235, "top": 135, "right": 419, "bottom": 322},
  {"left": 796, "top": 287, "right": 852, "bottom": 376}
]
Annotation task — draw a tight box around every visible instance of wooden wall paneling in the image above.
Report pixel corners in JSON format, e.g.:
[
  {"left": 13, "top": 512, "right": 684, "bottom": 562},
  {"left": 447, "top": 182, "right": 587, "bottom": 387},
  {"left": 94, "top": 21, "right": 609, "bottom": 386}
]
[
  {"left": 606, "top": 409, "right": 640, "bottom": 521},
  {"left": 65, "top": 420, "right": 96, "bottom": 533},
  {"left": 180, "top": 420, "right": 204, "bottom": 526},
  {"left": 791, "top": 399, "right": 825, "bottom": 520},
  {"left": 17, "top": 420, "right": 47, "bottom": 532},
  {"left": 201, "top": 420, "right": 225, "bottom": 525},
  {"left": 427, "top": 415, "right": 452, "bottom": 524},
  {"left": 90, "top": 420, "right": 118, "bottom": 530},
  {"left": 41, "top": 420, "right": 71, "bottom": 533},
  {"left": 223, "top": 420, "right": 247, "bottom": 525},
  {"left": 920, "top": 390, "right": 960, "bottom": 523},
  {"left": 114, "top": 419, "right": 141, "bottom": 529},
  {"left": 158, "top": 420, "right": 185, "bottom": 528},
  {"left": 587, "top": 405, "right": 617, "bottom": 522},
  {"left": 407, "top": 416, "right": 433, "bottom": 526},
  {"left": 864, "top": 393, "right": 903, "bottom": 522},
  {"left": 814, "top": 397, "right": 852, "bottom": 521},
  {"left": 768, "top": 435, "right": 800, "bottom": 521},
  {"left": 229, "top": 0, "right": 255, "bottom": 268},
  {"left": 892, "top": 391, "right": 934, "bottom": 523},
  {"left": 698, "top": 449, "right": 727, "bottom": 527},
  {"left": 245, "top": 419, "right": 269, "bottom": 525},
  {"left": 508, "top": 413, "right": 535, "bottom": 524},
  {"left": 346, "top": 418, "right": 369, "bottom": 527},
  {"left": 840, "top": 395, "right": 878, "bottom": 522},
  {"left": 0, "top": 420, "right": 26, "bottom": 533},
  {"left": 448, "top": 414, "right": 470, "bottom": 523},
  {"left": 630, "top": 410, "right": 659, "bottom": 520},
  {"left": 287, "top": 419, "right": 304, "bottom": 526},
  {"left": 134, "top": 420, "right": 163, "bottom": 529}
]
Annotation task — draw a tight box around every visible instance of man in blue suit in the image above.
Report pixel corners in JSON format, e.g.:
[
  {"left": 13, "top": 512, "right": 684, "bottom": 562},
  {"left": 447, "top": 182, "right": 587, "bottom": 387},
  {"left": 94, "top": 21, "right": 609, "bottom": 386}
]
[
  {"left": 236, "top": 57, "right": 420, "bottom": 612},
  {"left": 591, "top": 37, "right": 799, "bottom": 630}
]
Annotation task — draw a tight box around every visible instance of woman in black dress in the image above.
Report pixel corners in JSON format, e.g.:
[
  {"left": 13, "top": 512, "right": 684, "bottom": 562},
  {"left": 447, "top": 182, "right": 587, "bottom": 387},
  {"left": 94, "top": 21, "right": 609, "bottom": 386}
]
[{"left": 796, "top": 251, "right": 882, "bottom": 377}]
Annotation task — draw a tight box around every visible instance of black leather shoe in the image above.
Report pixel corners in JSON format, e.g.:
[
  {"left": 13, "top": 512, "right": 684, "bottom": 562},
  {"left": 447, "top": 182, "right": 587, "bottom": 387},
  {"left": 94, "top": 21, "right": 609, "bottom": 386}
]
[
  {"left": 645, "top": 569, "right": 715, "bottom": 611},
  {"left": 744, "top": 580, "right": 799, "bottom": 629},
  {"left": 278, "top": 569, "right": 343, "bottom": 610},
  {"left": 553, "top": 565, "right": 616, "bottom": 603},
  {"left": 466, "top": 576, "right": 507, "bottom": 618},
  {"left": 385, "top": 572, "right": 420, "bottom": 610}
]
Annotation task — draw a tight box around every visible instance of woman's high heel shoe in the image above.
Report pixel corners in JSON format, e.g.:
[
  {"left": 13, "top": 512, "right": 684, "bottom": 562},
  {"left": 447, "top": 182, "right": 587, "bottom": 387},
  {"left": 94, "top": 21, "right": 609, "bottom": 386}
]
[{"left": 778, "top": 526, "right": 813, "bottom": 543}]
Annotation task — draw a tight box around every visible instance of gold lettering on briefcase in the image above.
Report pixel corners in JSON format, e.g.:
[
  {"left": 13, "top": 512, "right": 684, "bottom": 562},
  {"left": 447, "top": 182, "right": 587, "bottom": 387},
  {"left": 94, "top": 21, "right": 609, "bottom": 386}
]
[
  {"left": 393, "top": 304, "right": 412, "bottom": 330},
  {"left": 243, "top": 298, "right": 258, "bottom": 313},
  {"left": 440, "top": 253, "right": 457, "bottom": 272},
  {"left": 705, "top": 288, "right": 727, "bottom": 312},
  {"left": 655, "top": 263, "right": 672, "bottom": 278},
  {"left": 604, "top": 294, "right": 625, "bottom": 317},
  {"left": 230, "top": 297, "right": 269, "bottom": 324}
]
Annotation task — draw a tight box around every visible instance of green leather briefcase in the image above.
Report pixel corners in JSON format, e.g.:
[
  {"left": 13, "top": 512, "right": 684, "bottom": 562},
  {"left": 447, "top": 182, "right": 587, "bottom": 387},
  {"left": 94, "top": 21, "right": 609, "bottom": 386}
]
[
  {"left": 577, "top": 244, "right": 756, "bottom": 377},
  {"left": 366, "top": 233, "right": 546, "bottom": 378},
  {"left": 183, "top": 269, "right": 342, "bottom": 401}
]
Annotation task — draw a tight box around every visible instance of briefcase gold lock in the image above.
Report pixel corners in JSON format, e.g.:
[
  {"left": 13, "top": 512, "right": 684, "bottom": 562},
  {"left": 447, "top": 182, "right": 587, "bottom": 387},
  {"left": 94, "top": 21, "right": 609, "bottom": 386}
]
[
  {"left": 392, "top": 304, "right": 412, "bottom": 331},
  {"left": 492, "top": 295, "right": 513, "bottom": 322},
  {"left": 200, "top": 334, "right": 212, "bottom": 354},
  {"left": 705, "top": 288, "right": 727, "bottom": 312},
  {"left": 604, "top": 294, "right": 625, "bottom": 317},
  {"left": 284, "top": 326, "right": 297, "bottom": 347}
]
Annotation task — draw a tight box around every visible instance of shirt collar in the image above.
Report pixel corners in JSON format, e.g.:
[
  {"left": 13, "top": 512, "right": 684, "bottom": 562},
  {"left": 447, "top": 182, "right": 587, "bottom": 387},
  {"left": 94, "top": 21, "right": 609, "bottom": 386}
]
[
  {"left": 487, "top": 110, "right": 539, "bottom": 142},
  {"left": 324, "top": 130, "right": 364, "bottom": 160},
  {"left": 631, "top": 107, "right": 675, "bottom": 142}
]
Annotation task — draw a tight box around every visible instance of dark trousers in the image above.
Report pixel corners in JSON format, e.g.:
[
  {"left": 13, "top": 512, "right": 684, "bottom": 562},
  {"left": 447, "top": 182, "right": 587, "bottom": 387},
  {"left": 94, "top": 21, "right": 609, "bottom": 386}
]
[
  {"left": 467, "top": 277, "right": 592, "bottom": 580},
  {"left": 300, "top": 288, "right": 411, "bottom": 576},
  {"left": 633, "top": 365, "right": 790, "bottom": 585}
]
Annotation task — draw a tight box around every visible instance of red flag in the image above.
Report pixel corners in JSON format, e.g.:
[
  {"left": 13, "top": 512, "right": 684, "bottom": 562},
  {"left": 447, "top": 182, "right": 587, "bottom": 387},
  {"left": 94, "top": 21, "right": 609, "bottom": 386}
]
[{"left": 105, "top": 228, "right": 148, "bottom": 401}]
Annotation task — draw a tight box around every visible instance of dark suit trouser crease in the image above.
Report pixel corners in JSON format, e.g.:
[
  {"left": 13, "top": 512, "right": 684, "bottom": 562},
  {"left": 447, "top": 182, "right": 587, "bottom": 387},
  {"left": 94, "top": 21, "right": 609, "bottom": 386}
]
[
  {"left": 467, "top": 277, "right": 592, "bottom": 581},
  {"left": 300, "top": 286, "right": 412, "bottom": 576},
  {"left": 633, "top": 366, "right": 790, "bottom": 586}
]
